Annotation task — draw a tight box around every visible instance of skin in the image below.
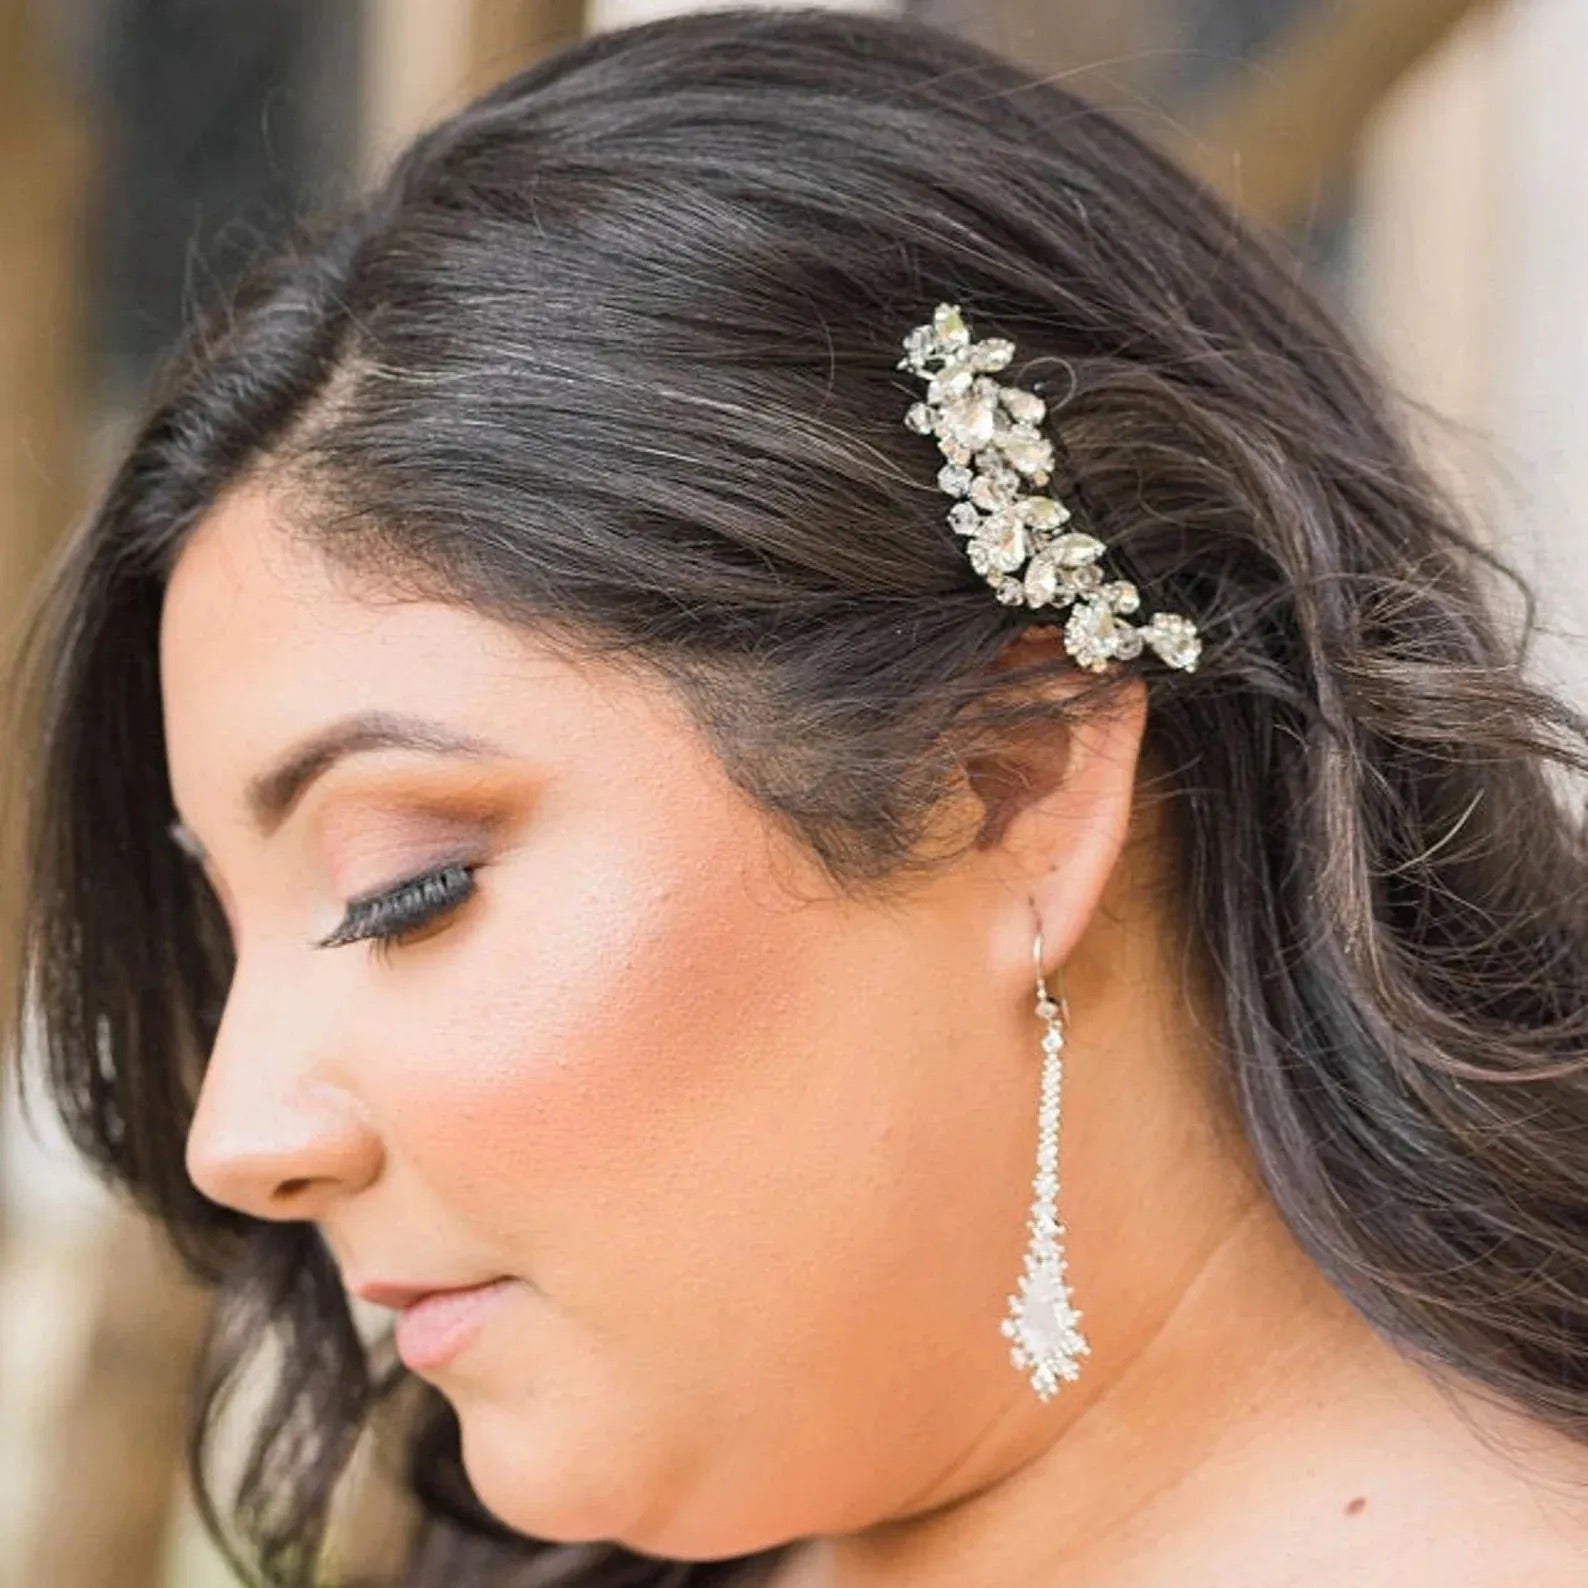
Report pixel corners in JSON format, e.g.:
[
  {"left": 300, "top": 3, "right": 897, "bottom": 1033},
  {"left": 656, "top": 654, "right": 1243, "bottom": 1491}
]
[{"left": 161, "top": 479, "right": 1588, "bottom": 1585}]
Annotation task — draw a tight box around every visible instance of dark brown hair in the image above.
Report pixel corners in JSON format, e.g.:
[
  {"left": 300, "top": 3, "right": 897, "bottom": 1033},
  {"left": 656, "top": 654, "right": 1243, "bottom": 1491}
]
[{"left": 8, "top": 7, "right": 1588, "bottom": 1585}]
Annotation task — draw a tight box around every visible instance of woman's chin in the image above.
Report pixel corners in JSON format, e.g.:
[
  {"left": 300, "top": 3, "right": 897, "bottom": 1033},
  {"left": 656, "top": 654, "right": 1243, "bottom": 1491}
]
[
  {"left": 455, "top": 1398, "right": 642, "bottom": 1547},
  {"left": 458, "top": 1406, "right": 781, "bottom": 1564}
]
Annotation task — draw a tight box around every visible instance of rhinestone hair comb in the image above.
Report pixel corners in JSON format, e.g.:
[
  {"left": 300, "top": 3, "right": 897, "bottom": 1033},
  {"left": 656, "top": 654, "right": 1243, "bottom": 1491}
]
[{"left": 897, "top": 303, "right": 1201, "bottom": 673}]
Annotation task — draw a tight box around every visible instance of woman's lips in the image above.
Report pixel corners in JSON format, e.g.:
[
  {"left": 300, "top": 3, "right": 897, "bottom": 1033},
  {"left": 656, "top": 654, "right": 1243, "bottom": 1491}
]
[{"left": 389, "top": 1277, "right": 518, "bottom": 1372}]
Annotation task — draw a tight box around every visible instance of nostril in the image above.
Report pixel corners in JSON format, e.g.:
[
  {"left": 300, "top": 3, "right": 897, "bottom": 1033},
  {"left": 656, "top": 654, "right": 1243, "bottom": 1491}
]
[{"left": 183, "top": 1085, "right": 385, "bottom": 1218}]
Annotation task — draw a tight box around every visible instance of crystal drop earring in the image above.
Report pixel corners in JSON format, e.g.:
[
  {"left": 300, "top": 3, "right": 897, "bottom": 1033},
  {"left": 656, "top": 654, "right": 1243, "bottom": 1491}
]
[{"left": 999, "top": 924, "right": 1091, "bottom": 1401}]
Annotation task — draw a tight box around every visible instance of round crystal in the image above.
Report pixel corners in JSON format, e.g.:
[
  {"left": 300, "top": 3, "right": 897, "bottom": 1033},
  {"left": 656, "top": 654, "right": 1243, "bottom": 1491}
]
[
  {"left": 1112, "top": 625, "right": 1144, "bottom": 660},
  {"left": 947, "top": 501, "right": 982, "bottom": 536},
  {"left": 1101, "top": 579, "right": 1139, "bottom": 614},
  {"left": 937, "top": 463, "right": 973, "bottom": 496}
]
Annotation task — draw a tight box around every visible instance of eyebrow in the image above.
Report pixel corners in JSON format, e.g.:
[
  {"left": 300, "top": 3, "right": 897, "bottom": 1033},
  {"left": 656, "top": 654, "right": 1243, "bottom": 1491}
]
[{"left": 167, "top": 709, "right": 506, "bottom": 859}]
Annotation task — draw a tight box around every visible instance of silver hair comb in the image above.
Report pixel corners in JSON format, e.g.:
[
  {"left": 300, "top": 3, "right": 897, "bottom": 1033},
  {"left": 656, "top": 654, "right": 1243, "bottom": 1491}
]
[{"left": 898, "top": 303, "right": 1200, "bottom": 673}]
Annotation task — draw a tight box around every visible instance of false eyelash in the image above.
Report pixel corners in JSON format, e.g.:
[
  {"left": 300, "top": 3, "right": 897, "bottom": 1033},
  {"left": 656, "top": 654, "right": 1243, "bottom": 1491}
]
[{"left": 315, "top": 861, "right": 478, "bottom": 955}]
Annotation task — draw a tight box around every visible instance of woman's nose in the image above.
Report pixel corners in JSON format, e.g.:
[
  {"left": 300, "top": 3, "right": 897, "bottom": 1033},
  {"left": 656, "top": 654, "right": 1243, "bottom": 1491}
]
[{"left": 184, "top": 977, "right": 383, "bottom": 1221}]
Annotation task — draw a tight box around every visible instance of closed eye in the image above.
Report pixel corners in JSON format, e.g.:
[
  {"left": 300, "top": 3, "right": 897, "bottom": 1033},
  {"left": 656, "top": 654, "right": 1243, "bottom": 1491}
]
[{"left": 314, "top": 861, "right": 479, "bottom": 956}]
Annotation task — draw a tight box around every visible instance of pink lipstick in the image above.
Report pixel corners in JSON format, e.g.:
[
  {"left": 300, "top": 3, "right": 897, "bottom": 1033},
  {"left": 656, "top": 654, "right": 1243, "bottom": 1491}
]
[{"left": 388, "top": 1277, "right": 517, "bottom": 1372}]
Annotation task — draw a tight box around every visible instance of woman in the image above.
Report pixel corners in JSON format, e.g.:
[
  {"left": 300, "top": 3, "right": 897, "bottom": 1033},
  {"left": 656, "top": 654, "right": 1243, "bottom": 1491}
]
[{"left": 7, "top": 7, "right": 1588, "bottom": 1585}]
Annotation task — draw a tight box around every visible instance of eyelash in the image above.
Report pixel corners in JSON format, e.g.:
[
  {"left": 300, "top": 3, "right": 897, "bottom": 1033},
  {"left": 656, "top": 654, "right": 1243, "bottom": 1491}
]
[{"left": 314, "top": 861, "right": 479, "bottom": 959}]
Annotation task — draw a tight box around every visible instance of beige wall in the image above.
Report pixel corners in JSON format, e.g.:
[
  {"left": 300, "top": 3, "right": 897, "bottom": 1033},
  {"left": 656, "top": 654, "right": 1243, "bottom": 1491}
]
[{"left": 1354, "top": 0, "right": 1588, "bottom": 700}]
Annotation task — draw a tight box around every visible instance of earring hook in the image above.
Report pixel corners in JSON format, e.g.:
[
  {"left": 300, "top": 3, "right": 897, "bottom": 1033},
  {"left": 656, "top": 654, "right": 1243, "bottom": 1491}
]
[{"left": 1032, "top": 922, "right": 1070, "bottom": 1024}]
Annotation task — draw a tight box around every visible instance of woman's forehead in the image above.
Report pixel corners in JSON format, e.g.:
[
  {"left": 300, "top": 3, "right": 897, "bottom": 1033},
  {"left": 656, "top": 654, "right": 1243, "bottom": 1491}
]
[
  {"left": 157, "top": 482, "right": 718, "bottom": 843},
  {"left": 165, "top": 485, "right": 526, "bottom": 704}
]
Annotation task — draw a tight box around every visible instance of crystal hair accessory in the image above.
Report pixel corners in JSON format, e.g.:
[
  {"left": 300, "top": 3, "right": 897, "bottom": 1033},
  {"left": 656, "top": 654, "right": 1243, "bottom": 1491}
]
[{"left": 897, "top": 302, "right": 1201, "bottom": 674}]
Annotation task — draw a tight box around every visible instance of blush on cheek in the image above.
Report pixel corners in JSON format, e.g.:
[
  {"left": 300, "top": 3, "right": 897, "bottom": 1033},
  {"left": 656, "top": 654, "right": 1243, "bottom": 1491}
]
[
  {"left": 370, "top": 776, "right": 818, "bottom": 1275},
  {"left": 365, "top": 801, "right": 842, "bottom": 1528},
  {"left": 365, "top": 764, "right": 999, "bottom": 1562}
]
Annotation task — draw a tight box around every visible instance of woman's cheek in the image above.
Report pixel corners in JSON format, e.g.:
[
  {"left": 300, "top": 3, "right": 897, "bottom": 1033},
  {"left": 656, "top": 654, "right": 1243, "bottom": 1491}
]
[{"left": 359, "top": 814, "right": 817, "bottom": 1278}]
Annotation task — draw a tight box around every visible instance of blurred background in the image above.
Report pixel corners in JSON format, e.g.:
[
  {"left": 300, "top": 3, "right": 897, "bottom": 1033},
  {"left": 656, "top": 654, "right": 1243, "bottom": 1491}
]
[{"left": 1, "top": 1, "right": 1584, "bottom": 1584}]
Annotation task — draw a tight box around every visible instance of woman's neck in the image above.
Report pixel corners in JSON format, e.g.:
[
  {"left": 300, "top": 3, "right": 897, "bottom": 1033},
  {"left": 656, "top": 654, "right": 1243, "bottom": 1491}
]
[{"left": 761, "top": 1193, "right": 1588, "bottom": 1588}]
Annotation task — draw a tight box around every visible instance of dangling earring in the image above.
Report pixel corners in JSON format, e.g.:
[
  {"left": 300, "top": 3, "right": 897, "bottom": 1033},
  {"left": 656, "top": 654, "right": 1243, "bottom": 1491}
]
[{"left": 1000, "top": 924, "right": 1091, "bottom": 1401}]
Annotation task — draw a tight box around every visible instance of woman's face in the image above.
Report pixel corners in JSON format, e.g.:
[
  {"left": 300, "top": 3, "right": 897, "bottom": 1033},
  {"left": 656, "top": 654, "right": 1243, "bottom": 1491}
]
[{"left": 160, "top": 479, "right": 1200, "bottom": 1561}]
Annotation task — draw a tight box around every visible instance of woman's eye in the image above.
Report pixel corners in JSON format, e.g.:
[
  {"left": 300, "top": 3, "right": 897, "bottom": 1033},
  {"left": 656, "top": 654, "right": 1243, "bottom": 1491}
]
[{"left": 314, "top": 861, "right": 478, "bottom": 958}]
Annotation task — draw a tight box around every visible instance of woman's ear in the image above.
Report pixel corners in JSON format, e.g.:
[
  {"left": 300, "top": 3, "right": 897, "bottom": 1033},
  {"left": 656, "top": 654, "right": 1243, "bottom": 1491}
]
[{"left": 962, "top": 629, "right": 1149, "bottom": 974}]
